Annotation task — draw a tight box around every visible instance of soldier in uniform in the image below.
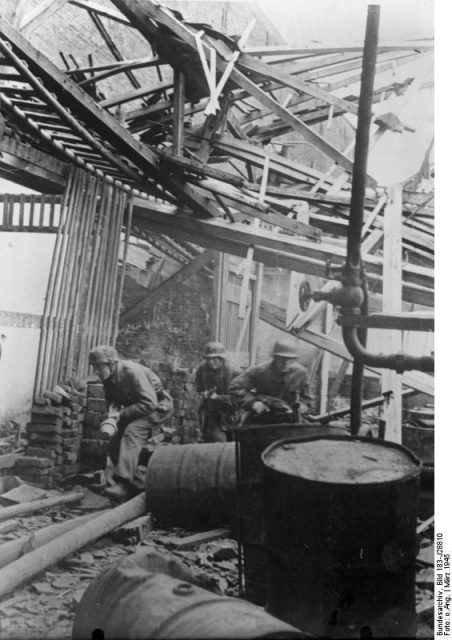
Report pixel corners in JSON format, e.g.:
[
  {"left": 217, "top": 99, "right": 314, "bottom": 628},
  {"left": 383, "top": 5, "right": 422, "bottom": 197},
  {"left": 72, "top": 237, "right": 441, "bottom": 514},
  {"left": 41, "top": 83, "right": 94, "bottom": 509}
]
[
  {"left": 195, "top": 342, "right": 240, "bottom": 442},
  {"left": 89, "top": 345, "right": 173, "bottom": 500},
  {"left": 228, "top": 338, "right": 311, "bottom": 424}
]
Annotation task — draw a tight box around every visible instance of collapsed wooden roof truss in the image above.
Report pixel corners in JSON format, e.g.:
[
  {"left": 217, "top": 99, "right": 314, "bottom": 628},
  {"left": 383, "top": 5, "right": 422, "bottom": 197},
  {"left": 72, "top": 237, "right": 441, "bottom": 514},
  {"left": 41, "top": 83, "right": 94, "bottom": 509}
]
[{"left": 0, "top": 0, "right": 433, "bottom": 303}]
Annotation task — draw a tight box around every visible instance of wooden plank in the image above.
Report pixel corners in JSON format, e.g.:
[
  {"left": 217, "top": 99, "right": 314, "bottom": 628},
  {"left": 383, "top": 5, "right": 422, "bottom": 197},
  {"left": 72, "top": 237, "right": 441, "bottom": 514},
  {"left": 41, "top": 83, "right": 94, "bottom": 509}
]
[
  {"left": 212, "top": 135, "right": 332, "bottom": 185},
  {"left": 132, "top": 198, "right": 434, "bottom": 306},
  {"left": 249, "top": 262, "right": 263, "bottom": 365},
  {"left": 313, "top": 388, "right": 417, "bottom": 422},
  {"left": 212, "top": 252, "right": 228, "bottom": 341},
  {"left": 163, "top": 528, "right": 231, "bottom": 550},
  {"left": 319, "top": 305, "right": 333, "bottom": 413},
  {"left": 241, "top": 44, "right": 433, "bottom": 57},
  {"left": 238, "top": 52, "right": 359, "bottom": 116},
  {"left": 228, "top": 67, "right": 361, "bottom": 177},
  {"left": 77, "top": 56, "right": 163, "bottom": 88},
  {"left": 98, "top": 80, "right": 172, "bottom": 109},
  {"left": 172, "top": 69, "right": 185, "bottom": 156},
  {"left": 381, "top": 184, "right": 403, "bottom": 444},
  {"left": 121, "top": 249, "right": 216, "bottom": 322}
]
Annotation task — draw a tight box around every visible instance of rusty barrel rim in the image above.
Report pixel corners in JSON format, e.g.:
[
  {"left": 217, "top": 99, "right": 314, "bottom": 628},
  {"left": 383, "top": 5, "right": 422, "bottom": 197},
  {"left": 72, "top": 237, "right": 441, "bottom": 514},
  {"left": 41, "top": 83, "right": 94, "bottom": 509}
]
[{"left": 262, "top": 434, "right": 421, "bottom": 488}]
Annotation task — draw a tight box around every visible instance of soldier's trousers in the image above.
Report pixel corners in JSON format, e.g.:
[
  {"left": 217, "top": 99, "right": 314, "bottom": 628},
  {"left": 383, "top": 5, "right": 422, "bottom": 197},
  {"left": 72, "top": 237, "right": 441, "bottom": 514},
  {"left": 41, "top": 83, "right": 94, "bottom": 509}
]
[{"left": 109, "top": 417, "right": 155, "bottom": 485}]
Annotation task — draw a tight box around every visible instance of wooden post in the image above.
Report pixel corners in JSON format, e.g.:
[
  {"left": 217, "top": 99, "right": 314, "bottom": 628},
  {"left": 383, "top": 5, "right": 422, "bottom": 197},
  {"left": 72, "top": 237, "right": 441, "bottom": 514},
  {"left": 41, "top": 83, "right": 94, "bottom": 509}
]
[
  {"left": 319, "top": 304, "right": 333, "bottom": 413},
  {"left": 249, "top": 262, "right": 264, "bottom": 365},
  {"left": 286, "top": 202, "right": 309, "bottom": 328},
  {"left": 172, "top": 70, "right": 185, "bottom": 156},
  {"left": 212, "top": 252, "right": 228, "bottom": 341},
  {"left": 382, "top": 184, "right": 403, "bottom": 443}
]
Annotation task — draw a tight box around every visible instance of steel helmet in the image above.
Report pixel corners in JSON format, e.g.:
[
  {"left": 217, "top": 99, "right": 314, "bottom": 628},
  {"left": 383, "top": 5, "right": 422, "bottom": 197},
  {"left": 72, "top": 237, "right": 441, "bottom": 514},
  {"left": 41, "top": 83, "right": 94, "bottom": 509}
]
[
  {"left": 89, "top": 345, "right": 119, "bottom": 365},
  {"left": 204, "top": 341, "right": 226, "bottom": 358},
  {"left": 272, "top": 338, "right": 299, "bottom": 359}
]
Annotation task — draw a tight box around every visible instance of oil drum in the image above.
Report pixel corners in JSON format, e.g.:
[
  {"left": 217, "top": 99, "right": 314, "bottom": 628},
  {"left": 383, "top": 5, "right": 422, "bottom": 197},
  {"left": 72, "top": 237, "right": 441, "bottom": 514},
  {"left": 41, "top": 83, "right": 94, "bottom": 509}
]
[
  {"left": 261, "top": 435, "right": 421, "bottom": 638},
  {"left": 145, "top": 442, "right": 236, "bottom": 528},
  {"left": 72, "top": 550, "right": 307, "bottom": 639},
  {"left": 236, "top": 422, "right": 347, "bottom": 605}
]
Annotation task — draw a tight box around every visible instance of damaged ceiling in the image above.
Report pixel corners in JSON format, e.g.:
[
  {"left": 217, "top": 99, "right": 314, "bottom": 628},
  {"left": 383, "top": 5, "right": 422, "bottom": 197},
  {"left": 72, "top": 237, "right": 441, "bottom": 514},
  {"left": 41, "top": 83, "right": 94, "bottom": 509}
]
[{"left": 0, "top": 0, "right": 433, "bottom": 307}]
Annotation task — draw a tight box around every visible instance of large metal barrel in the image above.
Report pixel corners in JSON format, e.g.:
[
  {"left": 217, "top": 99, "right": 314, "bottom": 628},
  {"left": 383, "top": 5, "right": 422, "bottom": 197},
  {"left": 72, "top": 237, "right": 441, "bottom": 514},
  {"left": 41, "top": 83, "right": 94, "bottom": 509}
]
[
  {"left": 262, "top": 435, "right": 421, "bottom": 638},
  {"left": 72, "top": 550, "right": 307, "bottom": 639},
  {"left": 236, "top": 422, "right": 348, "bottom": 605},
  {"left": 145, "top": 443, "right": 236, "bottom": 528}
]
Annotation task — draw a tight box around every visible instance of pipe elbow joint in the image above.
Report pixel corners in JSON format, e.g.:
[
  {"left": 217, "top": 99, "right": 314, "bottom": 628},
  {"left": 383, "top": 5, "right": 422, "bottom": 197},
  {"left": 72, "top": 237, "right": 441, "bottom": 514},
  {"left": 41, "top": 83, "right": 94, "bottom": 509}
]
[{"left": 312, "top": 285, "right": 364, "bottom": 309}]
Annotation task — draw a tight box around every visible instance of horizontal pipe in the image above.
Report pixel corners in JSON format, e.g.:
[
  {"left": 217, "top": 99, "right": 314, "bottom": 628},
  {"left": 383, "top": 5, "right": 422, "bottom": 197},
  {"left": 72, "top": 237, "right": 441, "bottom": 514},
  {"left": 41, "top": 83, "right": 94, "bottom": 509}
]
[{"left": 342, "top": 327, "right": 434, "bottom": 374}]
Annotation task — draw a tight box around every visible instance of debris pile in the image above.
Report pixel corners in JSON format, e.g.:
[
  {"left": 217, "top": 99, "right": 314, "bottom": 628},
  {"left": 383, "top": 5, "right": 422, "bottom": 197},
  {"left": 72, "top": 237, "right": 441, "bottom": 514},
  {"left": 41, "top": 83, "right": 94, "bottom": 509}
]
[{"left": 15, "top": 385, "right": 85, "bottom": 489}]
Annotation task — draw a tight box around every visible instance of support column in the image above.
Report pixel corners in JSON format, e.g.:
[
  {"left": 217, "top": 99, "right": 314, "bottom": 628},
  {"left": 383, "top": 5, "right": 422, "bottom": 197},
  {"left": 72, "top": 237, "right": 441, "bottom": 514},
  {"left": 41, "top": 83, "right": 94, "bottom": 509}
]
[
  {"left": 212, "top": 252, "right": 228, "bottom": 342},
  {"left": 319, "top": 304, "right": 333, "bottom": 413},
  {"left": 382, "top": 184, "right": 403, "bottom": 442},
  {"left": 249, "top": 262, "right": 263, "bottom": 365}
]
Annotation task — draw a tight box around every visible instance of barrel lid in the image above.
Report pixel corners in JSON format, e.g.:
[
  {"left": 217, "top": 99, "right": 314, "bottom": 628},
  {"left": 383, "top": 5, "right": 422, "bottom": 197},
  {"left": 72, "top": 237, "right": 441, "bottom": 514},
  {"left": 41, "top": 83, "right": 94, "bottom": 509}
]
[{"left": 262, "top": 435, "right": 421, "bottom": 485}]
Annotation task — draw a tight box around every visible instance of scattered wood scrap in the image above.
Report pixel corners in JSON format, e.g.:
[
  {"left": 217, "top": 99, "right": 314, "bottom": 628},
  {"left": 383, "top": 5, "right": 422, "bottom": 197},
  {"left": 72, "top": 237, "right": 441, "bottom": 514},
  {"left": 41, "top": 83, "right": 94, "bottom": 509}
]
[{"left": 162, "top": 527, "right": 232, "bottom": 550}]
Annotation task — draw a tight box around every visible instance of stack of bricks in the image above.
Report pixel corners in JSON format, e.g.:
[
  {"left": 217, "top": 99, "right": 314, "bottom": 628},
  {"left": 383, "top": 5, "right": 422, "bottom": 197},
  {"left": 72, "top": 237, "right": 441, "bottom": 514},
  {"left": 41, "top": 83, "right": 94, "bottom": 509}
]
[
  {"left": 81, "top": 381, "right": 109, "bottom": 471},
  {"left": 14, "top": 388, "right": 85, "bottom": 489},
  {"left": 153, "top": 363, "right": 200, "bottom": 443}
]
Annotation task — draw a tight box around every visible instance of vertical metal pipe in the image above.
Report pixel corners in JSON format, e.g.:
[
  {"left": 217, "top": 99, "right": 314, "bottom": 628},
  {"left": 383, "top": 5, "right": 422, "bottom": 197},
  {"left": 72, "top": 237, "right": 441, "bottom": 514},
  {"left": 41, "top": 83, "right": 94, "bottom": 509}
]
[
  {"left": 111, "top": 195, "right": 133, "bottom": 344},
  {"left": 346, "top": 5, "right": 380, "bottom": 270},
  {"left": 97, "top": 184, "right": 119, "bottom": 344},
  {"left": 40, "top": 170, "right": 82, "bottom": 391},
  {"left": 105, "top": 187, "right": 127, "bottom": 343},
  {"left": 91, "top": 183, "right": 113, "bottom": 346},
  {"left": 50, "top": 171, "right": 90, "bottom": 388},
  {"left": 347, "top": 5, "right": 379, "bottom": 434},
  {"left": 34, "top": 169, "right": 78, "bottom": 397},
  {"left": 101, "top": 184, "right": 122, "bottom": 343},
  {"left": 78, "top": 179, "right": 108, "bottom": 376},
  {"left": 65, "top": 174, "right": 101, "bottom": 380}
]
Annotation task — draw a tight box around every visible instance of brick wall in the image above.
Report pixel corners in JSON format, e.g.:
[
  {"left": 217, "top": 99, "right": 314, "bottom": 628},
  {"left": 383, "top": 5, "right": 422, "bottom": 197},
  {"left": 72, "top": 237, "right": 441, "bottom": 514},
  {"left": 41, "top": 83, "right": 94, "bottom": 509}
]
[{"left": 117, "top": 272, "right": 212, "bottom": 369}]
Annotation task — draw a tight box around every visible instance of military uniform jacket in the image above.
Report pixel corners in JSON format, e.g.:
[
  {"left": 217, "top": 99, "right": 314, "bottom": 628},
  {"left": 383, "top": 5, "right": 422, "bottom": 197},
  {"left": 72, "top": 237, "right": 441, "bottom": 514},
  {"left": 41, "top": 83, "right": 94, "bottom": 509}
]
[
  {"left": 103, "top": 360, "right": 163, "bottom": 425},
  {"left": 195, "top": 360, "right": 241, "bottom": 396},
  {"left": 228, "top": 360, "right": 309, "bottom": 409}
]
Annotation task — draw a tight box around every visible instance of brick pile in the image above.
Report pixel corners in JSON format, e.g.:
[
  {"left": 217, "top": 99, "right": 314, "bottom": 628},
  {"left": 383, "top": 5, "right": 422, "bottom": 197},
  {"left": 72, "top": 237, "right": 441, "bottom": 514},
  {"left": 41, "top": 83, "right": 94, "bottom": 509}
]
[
  {"left": 153, "top": 363, "right": 200, "bottom": 443},
  {"left": 81, "top": 381, "right": 109, "bottom": 471},
  {"left": 14, "top": 386, "right": 85, "bottom": 489}
]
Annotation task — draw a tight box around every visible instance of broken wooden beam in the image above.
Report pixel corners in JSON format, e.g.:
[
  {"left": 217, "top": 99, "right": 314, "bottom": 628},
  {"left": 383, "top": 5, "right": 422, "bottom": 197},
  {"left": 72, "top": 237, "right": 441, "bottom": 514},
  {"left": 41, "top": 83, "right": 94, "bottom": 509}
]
[
  {"left": 132, "top": 197, "right": 434, "bottom": 307},
  {"left": 163, "top": 528, "right": 232, "bottom": 551},
  {"left": 0, "top": 510, "right": 107, "bottom": 570},
  {"left": 312, "top": 389, "right": 417, "bottom": 423},
  {"left": 0, "top": 490, "right": 84, "bottom": 522},
  {"left": 0, "top": 492, "right": 147, "bottom": 600}
]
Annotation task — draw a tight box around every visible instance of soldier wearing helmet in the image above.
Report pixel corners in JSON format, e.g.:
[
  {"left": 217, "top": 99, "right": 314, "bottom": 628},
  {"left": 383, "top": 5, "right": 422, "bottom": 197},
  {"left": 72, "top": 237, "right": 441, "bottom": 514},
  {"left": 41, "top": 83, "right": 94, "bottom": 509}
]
[
  {"left": 88, "top": 345, "right": 173, "bottom": 500},
  {"left": 195, "top": 341, "right": 240, "bottom": 442},
  {"left": 228, "top": 338, "right": 311, "bottom": 424}
]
